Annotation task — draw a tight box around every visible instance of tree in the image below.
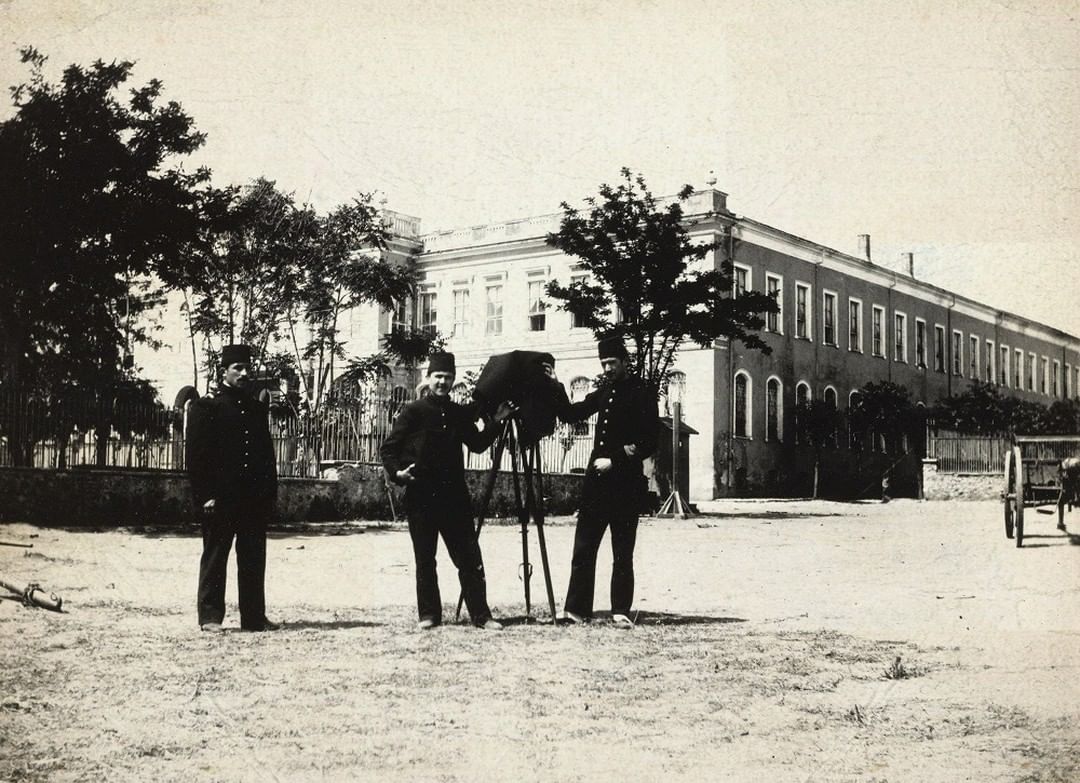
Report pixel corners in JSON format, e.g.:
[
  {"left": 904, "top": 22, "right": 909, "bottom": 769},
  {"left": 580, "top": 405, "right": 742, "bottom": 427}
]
[
  {"left": 850, "top": 381, "right": 919, "bottom": 454},
  {"left": 0, "top": 47, "right": 208, "bottom": 393},
  {"left": 545, "top": 168, "right": 778, "bottom": 398},
  {"left": 931, "top": 382, "right": 1080, "bottom": 435},
  {"left": 796, "top": 398, "right": 841, "bottom": 498}
]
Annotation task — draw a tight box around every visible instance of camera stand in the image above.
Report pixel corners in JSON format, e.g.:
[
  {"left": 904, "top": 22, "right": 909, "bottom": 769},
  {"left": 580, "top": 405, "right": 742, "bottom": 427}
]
[{"left": 455, "top": 417, "right": 558, "bottom": 624}]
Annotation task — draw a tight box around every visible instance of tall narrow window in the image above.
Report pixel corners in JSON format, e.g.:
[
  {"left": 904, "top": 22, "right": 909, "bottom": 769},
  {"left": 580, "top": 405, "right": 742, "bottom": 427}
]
[
  {"left": 894, "top": 312, "right": 907, "bottom": 363},
  {"left": 1014, "top": 347, "right": 1022, "bottom": 388},
  {"left": 794, "top": 381, "right": 811, "bottom": 444},
  {"left": 872, "top": 306, "right": 884, "bottom": 357},
  {"left": 527, "top": 279, "right": 547, "bottom": 332},
  {"left": 485, "top": 284, "right": 503, "bottom": 336},
  {"left": 952, "top": 331, "right": 963, "bottom": 376},
  {"left": 418, "top": 289, "right": 437, "bottom": 336},
  {"left": 1053, "top": 360, "right": 1061, "bottom": 397},
  {"left": 969, "top": 335, "right": 979, "bottom": 378},
  {"left": 452, "top": 288, "right": 470, "bottom": 337},
  {"left": 1001, "top": 345, "right": 1010, "bottom": 387},
  {"left": 795, "top": 283, "right": 810, "bottom": 339},
  {"left": 1066, "top": 364, "right": 1072, "bottom": 399},
  {"left": 734, "top": 372, "right": 750, "bottom": 438},
  {"left": 766, "top": 378, "right": 781, "bottom": 442},
  {"left": 934, "top": 325, "right": 946, "bottom": 372},
  {"left": 985, "top": 340, "right": 994, "bottom": 383},
  {"left": 823, "top": 291, "right": 837, "bottom": 346},
  {"left": 392, "top": 300, "right": 411, "bottom": 334},
  {"left": 733, "top": 264, "right": 750, "bottom": 298},
  {"left": 824, "top": 386, "right": 838, "bottom": 447},
  {"left": 848, "top": 299, "right": 862, "bottom": 352},
  {"left": 765, "top": 274, "right": 782, "bottom": 333},
  {"left": 1041, "top": 356, "right": 1049, "bottom": 395},
  {"left": 1029, "top": 352, "right": 1037, "bottom": 391},
  {"left": 569, "top": 274, "right": 587, "bottom": 328},
  {"left": 915, "top": 319, "right": 927, "bottom": 367}
]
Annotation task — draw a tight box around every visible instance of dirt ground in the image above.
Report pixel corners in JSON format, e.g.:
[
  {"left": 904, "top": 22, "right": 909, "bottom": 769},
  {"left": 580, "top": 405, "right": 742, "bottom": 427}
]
[{"left": 0, "top": 499, "right": 1077, "bottom": 782}]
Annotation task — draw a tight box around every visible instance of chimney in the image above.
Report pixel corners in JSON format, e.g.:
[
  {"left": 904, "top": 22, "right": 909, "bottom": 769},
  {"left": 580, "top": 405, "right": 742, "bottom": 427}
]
[
  {"left": 857, "top": 234, "right": 871, "bottom": 262},
  {"left": 903, "top": 252, "right": 915, "bottom": 278}
]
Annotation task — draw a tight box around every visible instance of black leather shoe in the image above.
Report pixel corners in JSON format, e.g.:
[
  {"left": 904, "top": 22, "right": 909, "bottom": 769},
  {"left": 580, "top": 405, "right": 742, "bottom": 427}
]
[{"left": 242, "top": 618, "right": 281, "bottom": 632}]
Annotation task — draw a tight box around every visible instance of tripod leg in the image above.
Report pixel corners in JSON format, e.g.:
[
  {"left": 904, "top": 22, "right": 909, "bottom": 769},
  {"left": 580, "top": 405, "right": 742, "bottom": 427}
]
[
  {"left": 455, "top": 424, "right": 509, "bottom": 622},
  {"left": 528, "top": 444, "right": 558, "bottom": 622},
  {"left": 509, "top": 424, "right": 531, "bottom": 620}
]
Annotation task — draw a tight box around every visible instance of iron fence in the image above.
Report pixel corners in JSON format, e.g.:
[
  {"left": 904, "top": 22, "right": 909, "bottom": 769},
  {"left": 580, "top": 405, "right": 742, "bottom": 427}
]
[{"left": 0, "top": 387, "right": 596, "bottom": 478}]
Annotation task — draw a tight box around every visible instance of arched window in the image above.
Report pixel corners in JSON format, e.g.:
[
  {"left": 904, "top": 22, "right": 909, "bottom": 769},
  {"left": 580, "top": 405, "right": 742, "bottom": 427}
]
[
  {"left": 766, "top": 377, "right": 782, "bottom": 442},
  {"left": 794, "top": 381, "right": 811, "bottom": 444},
  {"left": 734, "top": 371, "right": 751, "bottom": 439},
  {"left": 823, "top": 386, "right": 838, "bottom": 447},
  {"left": 664, "top": 370, "right": 687, "bottom": 417},
  {"left": 848, "top": 390, "right": 862, "bottom": 450}
]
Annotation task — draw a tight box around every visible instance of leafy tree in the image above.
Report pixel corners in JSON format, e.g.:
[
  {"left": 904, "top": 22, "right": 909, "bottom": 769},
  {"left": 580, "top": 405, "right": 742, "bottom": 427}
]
[
  {"left": 796, "top": 398, "right": 841, "bottom": 498},
  {"left": 545, "top": 168, "right": 778, "bottom": 398},
  {"left": 850, "top": 381, "right": 919, "bottom": 455},
  {"left": 0, "top": 47, "right": 207, "bottom": 393},
  {"left": 931, "top": 382, "right": 1013, "bottom": 434}
]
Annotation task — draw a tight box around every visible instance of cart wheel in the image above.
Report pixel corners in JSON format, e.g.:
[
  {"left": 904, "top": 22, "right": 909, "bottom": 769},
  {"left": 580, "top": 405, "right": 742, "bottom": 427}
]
[
  {"left": 1003, "top": 448, "right": 1015, "bottom": 539},
  {"left": 1014, "top": 446, "right": 1025, "bottom": 548}
]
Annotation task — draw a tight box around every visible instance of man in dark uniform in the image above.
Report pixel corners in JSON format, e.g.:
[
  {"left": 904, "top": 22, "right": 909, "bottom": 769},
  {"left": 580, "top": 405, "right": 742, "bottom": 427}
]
[
  {"left": 185, "top": 344, "right": 279, "bottom": 633},
  {"left": 554, "top": 336, "right": 659, "bottom": 628},
  {"left": 380, "top": 351, "right": 513, "bottom": 630}
]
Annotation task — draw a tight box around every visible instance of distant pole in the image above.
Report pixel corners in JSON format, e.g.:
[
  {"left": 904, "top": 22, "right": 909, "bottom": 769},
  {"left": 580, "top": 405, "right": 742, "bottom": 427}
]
[{"left": 658, "top": 401, "right": 691, "bottom": 518}]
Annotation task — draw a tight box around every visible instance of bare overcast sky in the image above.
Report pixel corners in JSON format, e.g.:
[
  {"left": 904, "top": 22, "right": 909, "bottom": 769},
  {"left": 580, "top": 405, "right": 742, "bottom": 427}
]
[{"left": 3, "top": 0, "right": 1079, "bottom": 336}]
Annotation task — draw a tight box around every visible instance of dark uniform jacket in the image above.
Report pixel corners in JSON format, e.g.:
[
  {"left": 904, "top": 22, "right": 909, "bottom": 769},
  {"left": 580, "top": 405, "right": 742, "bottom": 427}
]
[
  {"left": 380, "top": 394, "right": 497, "bottom": 499},
  {"left": 185, "top": 384, "right": 277, "bottom": 506},
  {"left": 557, "top": 375, "right": 659, "bottom": 515}
]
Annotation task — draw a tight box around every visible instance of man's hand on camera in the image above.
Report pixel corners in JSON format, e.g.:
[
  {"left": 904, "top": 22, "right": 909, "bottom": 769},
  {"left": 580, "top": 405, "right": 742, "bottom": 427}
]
[
  {"left": 542, "top": 363, "right": 557, "bottom": 381},
  {"left": 202, "top": 498, "right": 216, "bottom": 514},
  {"left": 396, "top": 463, "right": 417, "bottom": 484},
  {"left": 593, "top": 457, "right": 613, "bottom": 474},
  {"left": 493, "top": 401, "right": 518, "bottom": 422},
  {"left": 623, "top": 444, "right": 637, "bottom": 457}
]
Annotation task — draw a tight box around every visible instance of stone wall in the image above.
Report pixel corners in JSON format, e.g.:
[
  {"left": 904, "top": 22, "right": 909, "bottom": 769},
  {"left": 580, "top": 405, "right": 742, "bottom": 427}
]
[
  {"left": 921, "top": 459, "right": 1003, "bottom": 501},
  {"left": 0, "top": 464, "right": 585, "bottom": 527}
]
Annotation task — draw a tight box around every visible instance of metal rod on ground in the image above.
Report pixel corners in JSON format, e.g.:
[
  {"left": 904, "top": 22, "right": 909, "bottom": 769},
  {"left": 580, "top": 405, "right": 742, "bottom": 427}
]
[
  {"left": 0, "top": 578, "right": 63, "bottom": 611},
  {"left": 0, "top": 541, "right": 33, "bottom": 548},
  {"left": 455, "top": 424, "right": 510, "bottom": 621}
]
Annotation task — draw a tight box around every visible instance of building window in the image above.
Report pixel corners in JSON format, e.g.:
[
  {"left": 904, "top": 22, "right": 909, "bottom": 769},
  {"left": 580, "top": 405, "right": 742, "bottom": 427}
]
[
  {"left": 824, "top": 386, "right": 838, "bottom": 448},
  {"left": 848, "top": 390, "right": 862, "bottom": 450},
  {"left": 418, "top": 289, "right": 437, "bottom": 336},
  {"left": 794, "top": 381, "right": 811, "bottom": 444},
  {"left": 1053, "top": 360, "right": 1061, "bottom": 397},
  {"left": 795, "top": 283, "right": 810, "bottom": 339},
  {"left": 734, "top": 372, "right": 751, "bottom": 439},
  {"left": 872, "top": 306, "right": 885, "bottom": 357},
  {"left": 391, "top": 299, "right": 412, "bottom": 334},
  {"left": 915, "top": 319, "right": 927, "bottom": 368},
  {"left": 848, "top": 298, "right": 862, "bottom": 352},
  {"left": 1029, "top": 352, "right": 1037, "bottom": 391},
  {"left": 985, "top": 340, "right": 995, "bottom": 383},
  {"left": 765, "top": 273, "right": 782, "bottom": 334},
  {"left": 527, "top": 278, "right": 547, "bottom": 332},
  {"left": 822, "top": 291, "right": 837, "bottom": 346},
  {"left": 969, "top": 335, "right": 979, "bottom": 378},
  {"left": 1001, "top": 345, "right": 1010, "bottom": 387},
  {"left": 733, "top": 264, "right": 750, "bottom": 297},
  {"left": 766, "top": 377, "right": 782, "bottom": 442},
  {"left": 485, "top": 284, "right": 503, "bottom": 336},
  {"left": 1066, "top": 364, "right": 1072, "bottom": 399},
  {"left": 894, "top": 312, "right": 907, "bottom": 363},
  {"left": 934, "top": 325, "right": 946, "bottom": 372},
  {"left": 951, "top": 330, "right": 963, "bottom": 376},
  {"left": 1014, "top": 348, "right": 1022, "bottom": 389},
  {"left": 1041, "top": 356, "right": 1049, "bottom": 395},
  {"left": 452, "top": 288, "right": 470, "bottom": 337},
  {"left": 569, "top": 274, "right": 587, "bottom": 328}
]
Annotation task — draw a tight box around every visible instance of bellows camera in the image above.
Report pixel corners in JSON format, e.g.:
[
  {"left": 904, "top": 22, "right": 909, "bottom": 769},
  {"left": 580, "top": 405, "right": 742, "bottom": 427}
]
[{"left": 472, "top": 350, "right": 563, "bottom": 446}]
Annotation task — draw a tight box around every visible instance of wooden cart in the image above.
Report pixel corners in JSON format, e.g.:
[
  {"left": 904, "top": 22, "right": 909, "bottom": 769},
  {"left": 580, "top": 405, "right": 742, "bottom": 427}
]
[{"left": 1002, "top": 435, "right": 1080, "bottom": 547}]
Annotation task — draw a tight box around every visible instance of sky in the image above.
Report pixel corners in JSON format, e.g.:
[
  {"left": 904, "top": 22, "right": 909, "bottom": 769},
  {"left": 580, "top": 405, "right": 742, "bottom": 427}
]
[{"left": 2, "top": 0, "right": 1079, "bottom": 346}]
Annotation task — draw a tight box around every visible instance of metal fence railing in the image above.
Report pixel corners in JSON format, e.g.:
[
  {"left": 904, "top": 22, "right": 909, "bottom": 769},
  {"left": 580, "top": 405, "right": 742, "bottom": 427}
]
[
  {"left": 927, "top": 431, "right": 1009, "bottom": 474},
  {"left": 0, "top": 386, "right": 596, "bottom": 478}
]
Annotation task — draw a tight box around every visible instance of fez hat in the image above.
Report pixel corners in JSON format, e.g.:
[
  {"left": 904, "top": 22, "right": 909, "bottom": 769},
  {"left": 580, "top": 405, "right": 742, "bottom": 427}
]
[
  {"left": 427, "top": 351, "right": 456, "bottom": 375},
  {"left": 220, "top": 344, "right": 253, "bottom": 367},
  {"left": 597, "top": 336, "right": 628, "bottom": 361}
]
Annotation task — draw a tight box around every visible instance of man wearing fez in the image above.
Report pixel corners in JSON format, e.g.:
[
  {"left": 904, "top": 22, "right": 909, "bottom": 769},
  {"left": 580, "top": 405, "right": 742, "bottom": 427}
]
[
  {"left": 185, "top": 344, "right": 279, "bottom": 633},
  {"left": 553, "top": 336, "right": 659, "bottom": 628},
  {"left": 380, "top": 351, "right": 513, "bottom": 630}
]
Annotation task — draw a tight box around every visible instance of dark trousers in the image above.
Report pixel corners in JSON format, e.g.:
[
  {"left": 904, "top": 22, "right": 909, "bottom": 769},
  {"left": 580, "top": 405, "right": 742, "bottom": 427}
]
[
  {"left": 197, "top": 498, "right": 270, "bottom": 628},
  {"left": 564, "top": 509, "right": 639, "bottom": 618},
  {"left": 406, "top": 493, "right": 491, "bottom": 624}
]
